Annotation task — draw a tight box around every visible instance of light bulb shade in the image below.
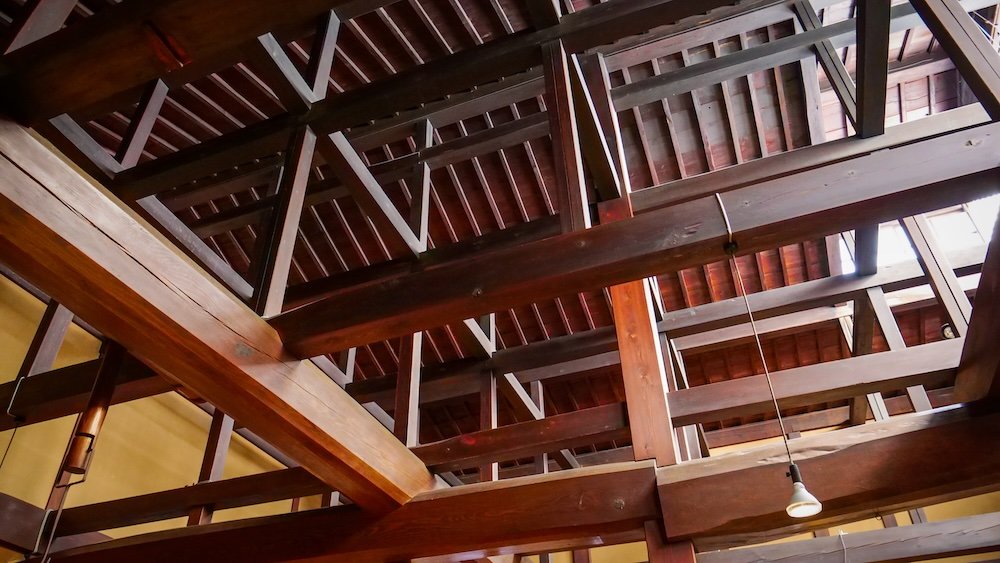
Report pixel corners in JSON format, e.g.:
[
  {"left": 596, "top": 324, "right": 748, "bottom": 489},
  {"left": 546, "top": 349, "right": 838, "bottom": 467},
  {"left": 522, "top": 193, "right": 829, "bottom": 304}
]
[{"left": 786, "top": 481, "right": 822, "bottom": 518}]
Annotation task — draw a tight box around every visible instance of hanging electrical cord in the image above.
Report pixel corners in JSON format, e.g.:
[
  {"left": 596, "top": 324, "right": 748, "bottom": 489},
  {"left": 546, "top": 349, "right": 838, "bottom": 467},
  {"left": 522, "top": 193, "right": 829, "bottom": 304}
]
[
  {"left": 0, "top": 376, "right": 28, "bottom": 474},
  {"left": 714, "top": 193, "right": 822, "bottom": 518},
  {"left": 838, "top": 530, "right": 849, "bottom": 563}
]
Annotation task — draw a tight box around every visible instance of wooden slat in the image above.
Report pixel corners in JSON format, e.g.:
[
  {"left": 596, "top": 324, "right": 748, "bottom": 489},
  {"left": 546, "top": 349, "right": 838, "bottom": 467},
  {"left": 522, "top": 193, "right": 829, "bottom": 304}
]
[
  {"left": 271, "top": 118, "right": 1000, "bottom": 357},
  {"left": 394, "top": 332, "right": 422, "bottom": 447},
  {"left": 0, "top": 115, "right": 433, "bottom": 512},
  {"left": 659, "top": 407, "right": 1000, "bottom": 550},
  {"left": 45, "top": 462, "right": 658, "bottom": 562}
]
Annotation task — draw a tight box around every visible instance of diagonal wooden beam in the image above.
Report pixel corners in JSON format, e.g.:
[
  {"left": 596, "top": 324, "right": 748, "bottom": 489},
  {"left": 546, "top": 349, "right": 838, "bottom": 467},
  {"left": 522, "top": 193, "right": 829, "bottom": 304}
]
[
  {"left": 316, "top": 131, "right": 425, "bottom": 255},
  {"left": 0, "top": 115, "right": 433, "bottom": 512},
  {"left": 115, "top": 79, "right": 169, "bottom": 169},
  {"left": 793, "top": 0, "right": 858, "bottom": 128},
  {"left": 270, "top": 118, "right": 1000, "bottom": 357},
  {"left": 544, "top": 39, "right": 591, "bottom": 232},
  {"left": 955, "top": 206, "right": 1000, "bottom": 403},
  {"left": 1, "top": 0, "right": 76, "bottom": 55},
  {"left": 496, "top": 372, "right": 580, "bottom": 469}
]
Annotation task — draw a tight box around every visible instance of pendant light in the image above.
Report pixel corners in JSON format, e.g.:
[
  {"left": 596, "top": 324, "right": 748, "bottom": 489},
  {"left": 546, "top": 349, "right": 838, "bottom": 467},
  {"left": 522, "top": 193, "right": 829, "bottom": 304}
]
[{"left": 715, "top": 194, "right": 823, "bottom": 519}]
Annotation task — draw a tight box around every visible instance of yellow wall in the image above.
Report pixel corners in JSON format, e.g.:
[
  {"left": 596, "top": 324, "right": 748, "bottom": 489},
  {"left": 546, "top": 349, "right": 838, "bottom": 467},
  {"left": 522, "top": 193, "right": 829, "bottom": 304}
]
[{"left": 0, "top": 276, "right": 289, "bottom": 561}]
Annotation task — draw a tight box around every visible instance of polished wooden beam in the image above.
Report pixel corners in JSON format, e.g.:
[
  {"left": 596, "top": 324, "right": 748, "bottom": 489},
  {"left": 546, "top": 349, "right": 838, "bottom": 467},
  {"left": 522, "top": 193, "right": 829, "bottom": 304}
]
[
  {"left": 271, "top": 119, "right": 1000, "bottom": 357},
  {"left": 700, "top": 510, "right": 1000, "bottom": 562},
  {"left": 659, "top": 406, "right": 1000, "bottom": 550},
  {"left": 46, "top": 462, "right": 657, "bottom": 562},
  {"left": 910, "top": 0, "right": 1000, "bottom": 118},
  {"left": 956, "top": 207, "right": 1000, "bottom": 402},
  {"left": 0, "top": 116, "right": 433, "bottom": 512},
  {"left": 855, "top": 0, "right": 891, "bottom": 138}
]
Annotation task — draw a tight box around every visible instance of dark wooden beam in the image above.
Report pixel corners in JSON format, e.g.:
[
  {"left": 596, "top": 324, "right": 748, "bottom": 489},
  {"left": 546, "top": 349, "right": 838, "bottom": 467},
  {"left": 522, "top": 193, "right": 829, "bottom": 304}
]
[
  {"left": 270, "top": 119, "right": 1000, "bottom": 357},
  {"left": 526, "top": 0, "right": 561, "bottom": 28},
  {"left": 792, "top": 0, "right": 858, "bottom": 128},
  {"left": 495, "top": 371, "right": 579, "bottom": 469},
  {"left": 0, "top": 115, "right": 433, "bottom": 512},
  {"left": 568, "top": 54, "right": 621, "bottom": 201},
  {"left": 901, "top": 214, "right": 974, "bottom": 335},
  {"left": 910, "top": 0, "right": 1000, "bottom": 119},
  {"left": 856, "top": 0, "right": 891, "bottom": 138},
  {"left": 660, "top": 406, "right": 1000, "bottom": 550},
  {"left": 393, "top": 332, "right": 422, "bottom": 447},
  {"left": 0, "top": 493, "right": 107, "bottom": 554},
  {"left": 187, "top": 410, "right": 235, "bottom": 525},
  {"left": 0, "top": 356, "right": 172, "bottom": 432},
  {"left": 56, "top": 466, "right": 327, "bottom": 536},
  {"left": 45, "top": 462, "right": 657, "bottom": 562}
]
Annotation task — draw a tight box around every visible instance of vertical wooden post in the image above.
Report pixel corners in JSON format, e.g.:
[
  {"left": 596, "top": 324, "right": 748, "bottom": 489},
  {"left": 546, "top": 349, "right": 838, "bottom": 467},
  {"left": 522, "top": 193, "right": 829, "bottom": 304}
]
[
  {"left": 187, "top": 409, "right": 235, "bottom": 525},
  {"left": 856, "top": 0, "right": 891, "bottom": 138},
  {"left": 394, "top": 332, "right": 422, "bottom": 447},
  {"left": 530, "top": 380, "right": 548, "bottom": 474},
  {"left": 479, "top": 369, "right": 498, "bottom": 482},
  {"left": 543, "top": 39, "right": 591, "bottom": 232},
  {"left": 409, "top": 120, "right": 433, "bottom": 249},
  {"left": 250, "top": 126, "right": 316, "bottom": 316}
]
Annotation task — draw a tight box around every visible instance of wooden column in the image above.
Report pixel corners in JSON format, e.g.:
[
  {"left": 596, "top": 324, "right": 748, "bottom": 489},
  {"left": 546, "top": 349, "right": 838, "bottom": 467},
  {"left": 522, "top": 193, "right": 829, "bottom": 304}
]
[
  {"left": 543, "top": 39, "right": 591, "bottom": 232},
  {"left": 530, "top": 381, "right": 548, "bottom": 474},
  {"left": 250, "top": 126, "right": 316, "bottom": 316},
  {"left": 856, "top": 0, "right": 891, "bottom": 138},
  {"left": 393, "top": 332, "right": 422, "bottom": 447},
  {"left": 479, "top": 369, "right": 498, "bottom": 482},
  {"left": 187, "top": 409, "right": 235, "bottom": 525}
]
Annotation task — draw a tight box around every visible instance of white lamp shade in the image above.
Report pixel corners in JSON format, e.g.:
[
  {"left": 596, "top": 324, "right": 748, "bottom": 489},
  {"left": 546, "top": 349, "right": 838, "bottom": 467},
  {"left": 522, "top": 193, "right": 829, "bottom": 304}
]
[{"left": 786, "top": 481, "right": 822, "bottom": 518}]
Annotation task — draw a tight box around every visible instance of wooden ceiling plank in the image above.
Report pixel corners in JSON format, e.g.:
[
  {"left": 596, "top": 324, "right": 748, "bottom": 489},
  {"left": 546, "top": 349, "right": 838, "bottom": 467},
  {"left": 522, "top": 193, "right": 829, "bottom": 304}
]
[
  {"left": 270, "top": 117, "right": 1000, "bottom": 357},
  {"left": 0, "top": 115, "right": 434, "bottom": 512}
]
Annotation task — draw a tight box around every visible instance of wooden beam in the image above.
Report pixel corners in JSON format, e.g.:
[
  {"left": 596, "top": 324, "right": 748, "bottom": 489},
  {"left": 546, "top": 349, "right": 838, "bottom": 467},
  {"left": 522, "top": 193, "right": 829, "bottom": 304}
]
[
  {"left": 0, "top": 356, "right": 172, "bottom": 432},
  {"left": 46, "top": 462, "right": 657, "bottom": 562},
  {"left": 56, "top": 467, "right": 326, "bottom": 536},
  {"left": 611, "top": 280, "right": 678, "bottom": 466},
  {"left": 316, "top": 131, "right": 425, "bottom": 255},
  {"left": 0, "top": 116, "right": 433, "bottom": 512},
  {"left": 526, "top": 0, "right": 561, "bottom": 28},
  {"left": 910, "top": 0, "right": 1000, "bottom": 118},
  {"left": 645, "top": 523, "right": 695, "bottom": 563},
  {"left": 348, "top": 245, "right": 985, "bottom": 409},
  {"left": 0, "top": 493, "right": 106, "bottom": 554},
  {"left": 480, "top": 369, "right": 499, "bottom": 482},
  {"left": 115, "top": 79, "right": 169, "bottom": 169},
  {"left": 659, "top": 406, "right": 1000, "bottom": 550},
  {"left": 699, "top": 511, "right": 1000, "bottom": 562},
  {"left": 543, "top": 40, "right": 591, "bottom": 232},
  {"left": 249, "top": 127, "right": 316, "bottom": 316},
  {"left": 248, "top": 33, "right": 316, "bottom": 113},
  {"left": 495, "top": 372, "right": 580, "bottom": 469},
  {"left": 856, "top": 0, "right": 891, "bottom": 138},
  {"left": 271, "top": 118, "right": 1000, "bottom": 357},
  {"left": 956, "top": 206, "right": 1000, "bottom": 402},
  {"left": 568, "top": 54, "right": 621, "bottom": 201}
]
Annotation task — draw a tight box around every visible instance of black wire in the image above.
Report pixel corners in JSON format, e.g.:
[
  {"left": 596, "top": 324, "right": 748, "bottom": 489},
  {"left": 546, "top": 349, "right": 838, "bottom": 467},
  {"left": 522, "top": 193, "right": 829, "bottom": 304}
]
[{"left": 0, "top": 424, "right": 19, "bottom": 472}]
